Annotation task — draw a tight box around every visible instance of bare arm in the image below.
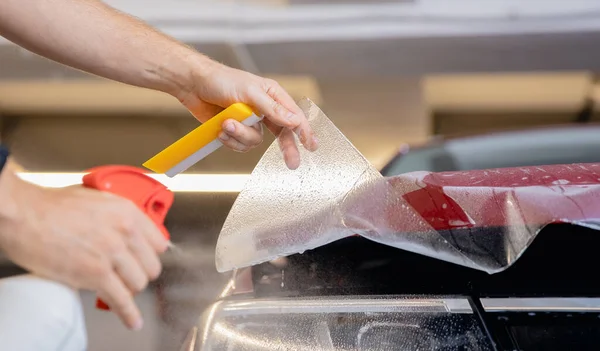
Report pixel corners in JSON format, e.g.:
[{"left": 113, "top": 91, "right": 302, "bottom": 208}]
[
  {"left": 0, "top": 0, "right": 317, "bottom": 169},
  {"left": 0, "top": 0, "right": 205, "bottom": 99}
]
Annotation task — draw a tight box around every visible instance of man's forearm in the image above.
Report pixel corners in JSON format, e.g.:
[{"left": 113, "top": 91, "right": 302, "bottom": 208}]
[{"left": 0, "top": 0, "right": 211, "bottom": 99}]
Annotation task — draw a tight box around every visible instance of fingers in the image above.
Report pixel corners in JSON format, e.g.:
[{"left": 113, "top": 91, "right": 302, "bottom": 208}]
[
  {"left": 251, "top": 121, "right": 263, "bottom": 134},
  {"left": 98, "top": 272, "right": 142, "bottom": 330},
  {"left": 104, "top": 225, "right": 161, "bottom": 331},
  {"left": 112, "top": 251, "right": 149, "bottom": 294},
  {"left": 119, "top": 204, "right": 164, "bottom": 283},
  {"left": 133, "top": 208, "right": 169, "bottom": 254},
  {"left": 263, "top": 118, "right": 281, "bottom": 137},
  {"left": 266, "top": 83, "right": 317, "bottom": 152},
  {"left": 263, "top": 119, "right": 301, "bottom": 170},
  {"left": 278, "top": 128, "right": 301, "bottom": 170},
  {"left": 218, "top": 119, "right": 263, "bottom": 152},
  {"left": 105, "top": 201, "right": 165, "bottom": 331},
  {"left": 247, "top": 83, "right": 318, "bottom": 152},
  {"left": 126, "top": 230, "right": 162, "bottom": 280}
]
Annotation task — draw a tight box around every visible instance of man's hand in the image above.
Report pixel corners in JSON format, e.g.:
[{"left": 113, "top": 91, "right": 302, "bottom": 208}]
[
  {"left": 0, "top": 168, "right": 168, "bottom": 330},
  {"left": 177, "top": 61, "right": 319, "bottom": 170}
]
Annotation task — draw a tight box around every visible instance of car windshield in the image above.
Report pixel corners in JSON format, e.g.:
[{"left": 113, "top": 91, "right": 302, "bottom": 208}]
[{"left": 383, "top": 125, "right": 600, "bottom": 176}]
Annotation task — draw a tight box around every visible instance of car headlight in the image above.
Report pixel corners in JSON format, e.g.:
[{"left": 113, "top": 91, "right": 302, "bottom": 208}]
[{"left": 183, "top": 296, "right": 493, "bottom": 350}]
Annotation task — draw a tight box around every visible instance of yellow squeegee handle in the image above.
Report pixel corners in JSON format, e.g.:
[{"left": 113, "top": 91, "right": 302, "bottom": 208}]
[{"left": 143, "top": 103, "right": 258, "bottom": 176}]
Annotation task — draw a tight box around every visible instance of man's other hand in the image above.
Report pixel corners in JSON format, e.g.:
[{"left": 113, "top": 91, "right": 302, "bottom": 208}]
[{"left": 0, "top": 170, "right": 168, "bottom": 331}]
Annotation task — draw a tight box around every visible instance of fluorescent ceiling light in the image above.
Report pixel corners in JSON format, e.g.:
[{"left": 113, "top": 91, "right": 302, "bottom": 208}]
[{"left": 16, "top": 172, "right": 250, "bottom": 193}]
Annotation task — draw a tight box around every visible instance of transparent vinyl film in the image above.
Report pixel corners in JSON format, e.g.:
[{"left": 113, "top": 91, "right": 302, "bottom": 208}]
[{"left": 215, "top": 98, "right": 600, "bottom": 273}]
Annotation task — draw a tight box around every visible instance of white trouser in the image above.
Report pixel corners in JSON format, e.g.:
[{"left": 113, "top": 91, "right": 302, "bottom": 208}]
[{"left": 0, "top": 274, "right": 87, "bottom": 351}]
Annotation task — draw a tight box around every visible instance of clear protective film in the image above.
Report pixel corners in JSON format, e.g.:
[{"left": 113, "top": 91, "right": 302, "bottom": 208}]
[
  {"left": 216, "top": 98, "right": 381, "bottom": 272},
  {"left": 215, "top": 98, "right": 600, "bottom": 274}
]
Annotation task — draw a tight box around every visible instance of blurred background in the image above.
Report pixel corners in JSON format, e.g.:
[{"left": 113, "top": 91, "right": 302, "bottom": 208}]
[{"left": 2, "top": 0, "right": 600, "bottom": 349}]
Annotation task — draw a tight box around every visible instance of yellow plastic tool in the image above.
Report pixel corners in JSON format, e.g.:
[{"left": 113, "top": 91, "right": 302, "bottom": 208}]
[{"left": 143, "top": 103, "right": 261, "bottom": 177}]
